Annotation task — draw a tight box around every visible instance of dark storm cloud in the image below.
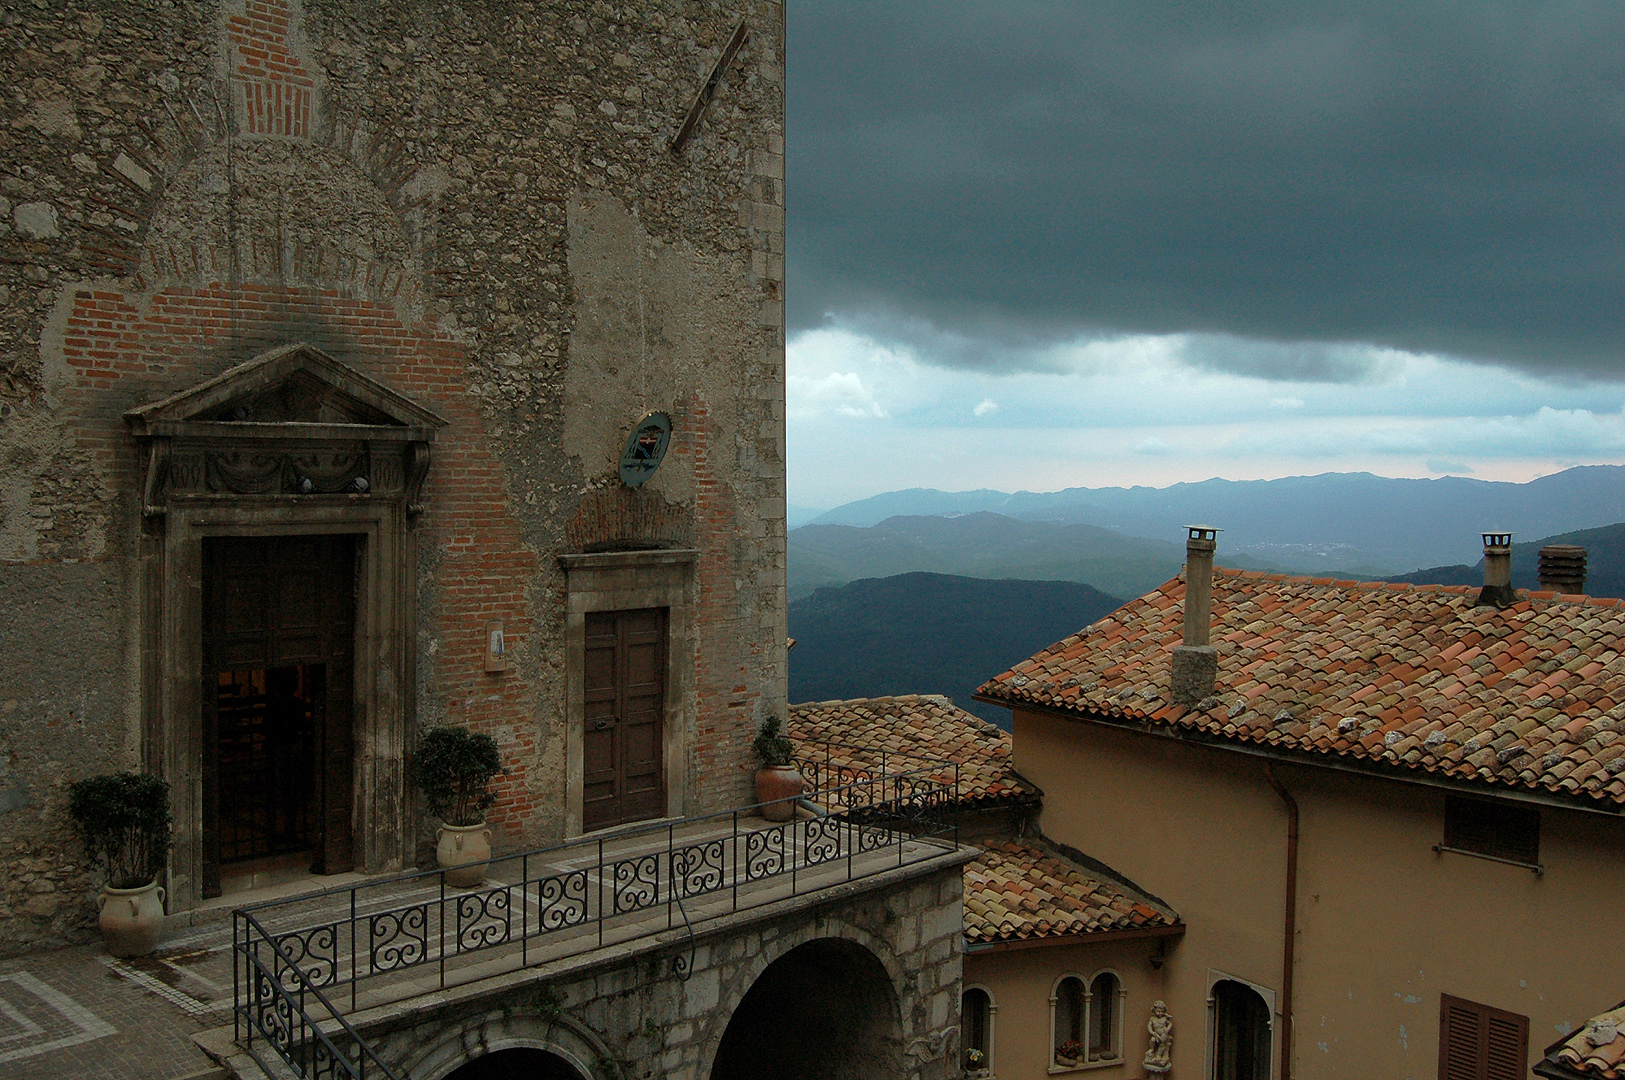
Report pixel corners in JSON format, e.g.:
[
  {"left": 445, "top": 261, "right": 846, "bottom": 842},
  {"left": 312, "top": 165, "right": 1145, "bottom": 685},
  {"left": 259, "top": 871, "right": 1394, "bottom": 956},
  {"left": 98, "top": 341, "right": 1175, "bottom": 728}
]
[{"left": 787, "top": 2, "right": 1625, "bottom": 378}]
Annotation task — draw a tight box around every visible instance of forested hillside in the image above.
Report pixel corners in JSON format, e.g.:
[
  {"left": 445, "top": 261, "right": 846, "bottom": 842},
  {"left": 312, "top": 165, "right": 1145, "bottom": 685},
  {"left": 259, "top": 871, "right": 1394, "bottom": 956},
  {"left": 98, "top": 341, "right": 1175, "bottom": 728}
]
[{"left": 788, "top": 572, "right": 1123, "bottom": 729}]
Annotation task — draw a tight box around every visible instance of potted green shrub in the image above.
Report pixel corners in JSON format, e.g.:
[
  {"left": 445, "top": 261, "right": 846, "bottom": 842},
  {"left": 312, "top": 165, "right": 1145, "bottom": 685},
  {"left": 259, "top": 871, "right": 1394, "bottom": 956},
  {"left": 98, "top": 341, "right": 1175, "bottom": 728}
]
[
  {"left": 752, "top": 716, "right": 803, "bottom": 822},
  {"left": 412, "top": 726, "right": 502, "bottom": 887},
  {"left": 67, "top": 772, "right": 171, "bottom": 956}
]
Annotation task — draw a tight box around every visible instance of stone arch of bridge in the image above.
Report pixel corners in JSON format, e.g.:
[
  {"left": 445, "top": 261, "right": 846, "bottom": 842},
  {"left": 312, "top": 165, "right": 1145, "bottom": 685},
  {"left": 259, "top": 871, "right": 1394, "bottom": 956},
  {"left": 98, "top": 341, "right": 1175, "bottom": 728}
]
[
  {"left": 400, "top": 1009, "right": 620, "bottom": 1080},
  {"left": 706, "top": 934, "right": 905, "bottom": 1080}
]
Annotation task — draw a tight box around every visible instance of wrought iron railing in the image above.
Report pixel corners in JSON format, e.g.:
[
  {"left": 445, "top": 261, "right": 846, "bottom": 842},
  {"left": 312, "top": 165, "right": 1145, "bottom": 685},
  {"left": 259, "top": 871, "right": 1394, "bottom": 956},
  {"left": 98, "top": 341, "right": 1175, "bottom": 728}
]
[
  {"left": 232, "top": 762, "right": 959, "bottom": 1066},
  {"left": 792, "top": 736, "right": 966, "bottom": 805},
  {"left": 235, "top": 909, "right": 403, "bottom": 1079}
]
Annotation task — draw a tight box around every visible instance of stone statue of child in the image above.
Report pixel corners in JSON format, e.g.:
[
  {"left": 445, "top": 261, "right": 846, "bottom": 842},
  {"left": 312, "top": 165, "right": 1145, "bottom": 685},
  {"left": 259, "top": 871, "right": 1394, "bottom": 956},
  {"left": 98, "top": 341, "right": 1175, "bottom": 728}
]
[{"left": 1144, "top": 1000, "right": 1174, "bottom": 1074}]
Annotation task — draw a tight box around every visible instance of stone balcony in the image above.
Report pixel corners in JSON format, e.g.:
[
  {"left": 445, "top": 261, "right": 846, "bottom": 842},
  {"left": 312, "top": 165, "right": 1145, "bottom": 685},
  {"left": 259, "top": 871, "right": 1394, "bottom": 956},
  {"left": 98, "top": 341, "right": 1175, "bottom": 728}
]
[{"left": 176, "top": 759, "right": 970, "bottom": 1080}]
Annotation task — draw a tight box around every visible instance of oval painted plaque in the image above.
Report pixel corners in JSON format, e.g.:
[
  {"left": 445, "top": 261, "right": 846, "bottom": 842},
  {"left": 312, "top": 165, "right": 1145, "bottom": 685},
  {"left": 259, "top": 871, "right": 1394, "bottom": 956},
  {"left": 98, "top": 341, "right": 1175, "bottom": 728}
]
[{"left": 619, "top": 411, "right": 671, "bottom": 487}]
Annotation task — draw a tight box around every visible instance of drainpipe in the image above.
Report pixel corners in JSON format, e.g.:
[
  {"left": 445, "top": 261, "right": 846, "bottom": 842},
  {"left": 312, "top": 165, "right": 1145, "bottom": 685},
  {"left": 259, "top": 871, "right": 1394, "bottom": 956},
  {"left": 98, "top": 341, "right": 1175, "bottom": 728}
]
[{"left": 1264, "top": 762, "right": 1297, "bottom": 1080}]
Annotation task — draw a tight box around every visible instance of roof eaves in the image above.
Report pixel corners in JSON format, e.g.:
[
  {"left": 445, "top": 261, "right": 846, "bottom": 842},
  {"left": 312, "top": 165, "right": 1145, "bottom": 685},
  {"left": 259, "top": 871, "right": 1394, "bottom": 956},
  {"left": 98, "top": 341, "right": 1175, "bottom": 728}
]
[
  {"left": 964, "top": 921, "right": 1186, "bottom": 954},
  {"left": 987, "top": 693, "right": 1625, "bottom": 820}
]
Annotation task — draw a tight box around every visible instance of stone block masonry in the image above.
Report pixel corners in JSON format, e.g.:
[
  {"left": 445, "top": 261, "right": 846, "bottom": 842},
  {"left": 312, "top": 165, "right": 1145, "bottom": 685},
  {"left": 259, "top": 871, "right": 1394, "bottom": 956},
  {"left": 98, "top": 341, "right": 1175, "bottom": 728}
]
[{"left": 0, "top": 0, "right": 786, "bottom": 950}]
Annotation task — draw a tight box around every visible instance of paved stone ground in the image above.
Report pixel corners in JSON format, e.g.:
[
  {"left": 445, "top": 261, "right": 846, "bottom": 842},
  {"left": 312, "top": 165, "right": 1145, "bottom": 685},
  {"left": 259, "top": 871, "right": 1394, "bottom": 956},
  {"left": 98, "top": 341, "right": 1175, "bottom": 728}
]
[{"left": 0, "top": 937, "right": 227, "bottom": 1080}]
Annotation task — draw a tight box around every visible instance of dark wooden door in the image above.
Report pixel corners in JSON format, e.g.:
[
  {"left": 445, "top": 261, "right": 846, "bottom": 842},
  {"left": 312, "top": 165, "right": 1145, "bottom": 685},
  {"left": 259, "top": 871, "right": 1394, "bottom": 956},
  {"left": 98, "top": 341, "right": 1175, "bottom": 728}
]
[
  {"left": 202, "top": 535, "right": 356, "bottom": 896},
  {"left": 582, "top": 608, "right": 667, "bottom": 831},
  {"left": 1213, "top": 980, "right": 1272, "bottom": 1080}
]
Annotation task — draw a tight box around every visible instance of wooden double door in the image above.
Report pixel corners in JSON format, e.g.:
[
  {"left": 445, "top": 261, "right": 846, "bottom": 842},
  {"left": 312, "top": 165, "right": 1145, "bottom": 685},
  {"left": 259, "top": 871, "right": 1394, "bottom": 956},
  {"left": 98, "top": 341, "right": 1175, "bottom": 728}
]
[
  {"left": 201, "top": 535, "right": 356, "bottom": 896},
  {"left": 582, "top": 608, "right": 668, "bottom": 831}
]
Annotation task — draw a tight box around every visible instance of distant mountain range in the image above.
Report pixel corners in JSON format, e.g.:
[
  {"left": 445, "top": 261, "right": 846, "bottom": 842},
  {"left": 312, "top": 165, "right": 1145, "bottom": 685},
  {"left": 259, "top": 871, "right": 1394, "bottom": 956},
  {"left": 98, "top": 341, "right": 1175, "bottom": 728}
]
[
  {"left": 789, "top": 523, "right": 1625, "bottom": 733},
  {"left": 791, "top": 512, "right": 1277, "bottom": 602},
  {"left": 803, "top": 466, "right": 1625, "bottom": 575},
  {"left": 787, "top": 573, "right": 1123, "bottom": 729},
  {"left": 1385, "top": 521, "right": 1625, "bottom": 599}
]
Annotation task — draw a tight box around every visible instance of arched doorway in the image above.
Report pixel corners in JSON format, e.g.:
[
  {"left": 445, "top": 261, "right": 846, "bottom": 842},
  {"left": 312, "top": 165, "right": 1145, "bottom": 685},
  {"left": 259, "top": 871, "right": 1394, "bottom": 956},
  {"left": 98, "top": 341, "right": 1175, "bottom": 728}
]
[
  {"left": 710, "top": 938, "right": 903, "bottom": 1080},
  {"left": 443, "top": 1048, "right": 586, "bottom": 1080},
  {"left": 1212, "top": 979, "right": 1272, "bottom": 1080}
]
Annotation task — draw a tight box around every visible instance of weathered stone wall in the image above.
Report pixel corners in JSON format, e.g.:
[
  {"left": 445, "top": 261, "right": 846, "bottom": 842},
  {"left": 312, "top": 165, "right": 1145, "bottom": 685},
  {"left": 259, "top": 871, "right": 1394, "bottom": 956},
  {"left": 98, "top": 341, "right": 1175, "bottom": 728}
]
[
  {"left": 354, "top": 863, "right": 967, "bottom": 1080},
  {"left": 0, "top": 0, "right": 785, "bottom": 952}
]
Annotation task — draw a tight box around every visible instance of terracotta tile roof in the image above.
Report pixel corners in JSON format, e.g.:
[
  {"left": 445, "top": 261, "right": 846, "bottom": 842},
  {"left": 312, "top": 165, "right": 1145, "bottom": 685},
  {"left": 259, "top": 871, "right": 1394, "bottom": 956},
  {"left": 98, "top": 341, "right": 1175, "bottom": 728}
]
[
  {"left": 978, "top": 570, "right": 1625, "bottom": 807},
  {"left": 787, "top": 695, "right": 1038, "bottom": 806},
  {"left": 1544, "top": 1004, "right": 1625, "bottom": 1078},
  {"left": 963, "top": 840, "right": 1180, "bottom": 945}
]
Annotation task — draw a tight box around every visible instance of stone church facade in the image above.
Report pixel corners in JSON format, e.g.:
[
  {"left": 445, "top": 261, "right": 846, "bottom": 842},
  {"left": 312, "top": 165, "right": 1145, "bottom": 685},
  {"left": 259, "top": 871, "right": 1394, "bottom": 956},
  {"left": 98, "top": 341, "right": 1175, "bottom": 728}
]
[{"left": 0, "top": 0, "right": 789, "bottom": 946}]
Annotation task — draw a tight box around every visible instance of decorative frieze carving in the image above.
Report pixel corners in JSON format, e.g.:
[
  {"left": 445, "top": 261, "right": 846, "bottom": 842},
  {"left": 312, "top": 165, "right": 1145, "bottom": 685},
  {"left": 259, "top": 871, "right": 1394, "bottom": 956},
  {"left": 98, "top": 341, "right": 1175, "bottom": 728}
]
[{"left": 203, "top": 447, "right": 371, "bottom": 495}]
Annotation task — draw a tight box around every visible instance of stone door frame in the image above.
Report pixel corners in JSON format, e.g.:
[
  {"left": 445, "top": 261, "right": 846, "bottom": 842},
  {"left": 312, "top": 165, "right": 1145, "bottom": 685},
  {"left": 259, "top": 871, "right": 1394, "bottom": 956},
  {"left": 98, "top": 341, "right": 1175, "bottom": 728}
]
[
  {"left": 155, "top": 504, "right": 411, "bottom": 906},
  {"left": 559, "top": 549, "right": 697, "bottom": 837},
  {"left": 127, "top": 343, "right": 445, "bottom": 909}
]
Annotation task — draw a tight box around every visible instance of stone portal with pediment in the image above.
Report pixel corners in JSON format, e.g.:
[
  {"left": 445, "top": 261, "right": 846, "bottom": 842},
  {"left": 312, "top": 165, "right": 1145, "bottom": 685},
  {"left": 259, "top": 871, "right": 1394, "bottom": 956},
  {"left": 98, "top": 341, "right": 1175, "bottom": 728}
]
[{"left": 126, "top": 343, "right": 445, "bottom": 908}]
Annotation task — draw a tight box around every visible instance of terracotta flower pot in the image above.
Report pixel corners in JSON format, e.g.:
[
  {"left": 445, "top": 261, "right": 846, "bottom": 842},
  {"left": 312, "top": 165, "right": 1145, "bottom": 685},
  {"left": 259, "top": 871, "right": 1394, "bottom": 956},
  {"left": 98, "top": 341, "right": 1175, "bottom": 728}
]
[
  {"left": 436, "top": 822, "right": 493, "bottom": 887},
  {"left": 98, "top": 880, "right": 166, "bottom": 957},
  {"left": 755, "top": 765, "right": 804, "bottom": 822}
]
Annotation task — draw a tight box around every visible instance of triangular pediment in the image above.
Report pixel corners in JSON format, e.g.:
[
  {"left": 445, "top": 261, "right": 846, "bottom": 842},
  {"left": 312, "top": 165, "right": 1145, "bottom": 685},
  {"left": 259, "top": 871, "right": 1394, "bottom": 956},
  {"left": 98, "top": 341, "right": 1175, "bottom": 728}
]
[{"left": 126, "top": 343, "right": 446, "bottom": 438}]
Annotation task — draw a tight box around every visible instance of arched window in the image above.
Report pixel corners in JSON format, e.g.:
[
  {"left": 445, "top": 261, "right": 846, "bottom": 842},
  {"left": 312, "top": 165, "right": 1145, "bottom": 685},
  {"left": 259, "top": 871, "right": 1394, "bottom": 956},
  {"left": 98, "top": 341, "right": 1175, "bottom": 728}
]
[
  {"left": 962, "top": 985, "right": 994, "bottom": 1076},
  {"left": 1053, "top": 975, "right": 1087, "bottom": 1067},
  {"left": 1052, "top": 971, "right": 1125, "bottom": 1069},
  {"left": 1088, "top": 971, "right": 1123, "bottom": 1062}
]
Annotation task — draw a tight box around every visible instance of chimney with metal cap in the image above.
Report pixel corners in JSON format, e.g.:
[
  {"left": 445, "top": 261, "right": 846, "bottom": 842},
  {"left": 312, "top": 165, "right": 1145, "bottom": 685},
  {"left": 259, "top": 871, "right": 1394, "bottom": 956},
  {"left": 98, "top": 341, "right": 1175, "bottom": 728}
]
[
  {"left": 1171, "top": 525, "right": 1220, "bottom": 706},
  {"left": 1538, "top": 544, "right": 1587, "bottom": 595},
  {"left": 1476, "top": 531, "right": 1516, "bottom": 608}
]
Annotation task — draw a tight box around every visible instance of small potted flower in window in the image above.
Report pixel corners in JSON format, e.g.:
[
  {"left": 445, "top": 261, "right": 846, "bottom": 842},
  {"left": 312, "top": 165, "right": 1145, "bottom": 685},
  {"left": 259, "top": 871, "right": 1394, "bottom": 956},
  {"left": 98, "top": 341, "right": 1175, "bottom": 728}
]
[
  {"left": 1055, "top": 1040, "right": 1086, "bottom": 1069},
  {"left": 412, "top": 726, "right": 502, "bottom": 887},
  {"left": 965, "top": 1046, "right": 989, "bottom": 1077},
  {"left": 67, "top": 772, "right": 172, "bottom": 957}
]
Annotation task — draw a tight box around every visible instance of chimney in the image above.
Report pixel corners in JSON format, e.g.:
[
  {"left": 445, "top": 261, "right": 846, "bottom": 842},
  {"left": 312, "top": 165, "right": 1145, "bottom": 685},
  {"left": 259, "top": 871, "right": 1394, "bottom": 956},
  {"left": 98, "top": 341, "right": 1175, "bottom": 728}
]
[
  {"left": 1538, "top": 544, "right": 1587, "bottom": 595},
  {"left": 1476, "top": 531, "right": 1516, "bottom": 608},
  {"left": 1171, "top": 525, "right": 1220, "bottom": 707}
]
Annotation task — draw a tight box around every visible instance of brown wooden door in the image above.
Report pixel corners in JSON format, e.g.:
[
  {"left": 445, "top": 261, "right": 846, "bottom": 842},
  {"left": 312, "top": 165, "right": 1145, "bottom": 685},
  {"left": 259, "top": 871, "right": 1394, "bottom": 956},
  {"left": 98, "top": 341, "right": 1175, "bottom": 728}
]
[
  {"left": 202, "top": 535, "right": 356, "bottom": 896},
  {"left": 582, "top": 608, "right": 667, "bottom": 831}
]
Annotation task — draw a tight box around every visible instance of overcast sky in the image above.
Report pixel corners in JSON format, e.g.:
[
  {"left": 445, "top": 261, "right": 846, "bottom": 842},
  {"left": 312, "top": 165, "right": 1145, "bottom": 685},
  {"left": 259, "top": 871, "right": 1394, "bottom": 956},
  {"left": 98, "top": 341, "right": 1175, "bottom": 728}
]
[{"left": 783, "top": 1, "right": 1625, "bottom": 513}]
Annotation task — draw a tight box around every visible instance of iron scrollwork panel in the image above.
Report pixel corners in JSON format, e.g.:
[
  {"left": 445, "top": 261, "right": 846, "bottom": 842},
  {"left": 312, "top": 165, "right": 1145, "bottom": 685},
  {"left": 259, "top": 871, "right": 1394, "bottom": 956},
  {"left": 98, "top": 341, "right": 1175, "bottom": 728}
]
[
  {"left": 273, "top": 923, "right": 339, "bottom": 989},
  {"left": 671, "top": 838, "right": 726, "bottom": 899},
  {"left": 249, "top": 960, "right": 300, "bottom": 1051},
  {"left": 369, "top": 903, "right": 429, "bottom": 975},
  {"left": 535, "top": 869, "right": 589, "bottom": 930},
  {"left": 456, "top": 886, "right": 513, "bottom": 953},
  {"left": 612, "top": 854, "right": 661, "bottom": 914},
  {"left": 800, "top": 815, "right": 844, "bottom": 866},
  {"left": 743, "top": 826, "right": 787, "bottom": 882}
]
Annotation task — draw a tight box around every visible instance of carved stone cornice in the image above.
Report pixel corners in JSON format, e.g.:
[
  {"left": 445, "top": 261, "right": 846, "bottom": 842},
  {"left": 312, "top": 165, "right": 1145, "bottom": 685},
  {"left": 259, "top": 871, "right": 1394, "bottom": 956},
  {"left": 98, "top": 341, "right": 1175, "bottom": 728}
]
[{"left": 127, "top": 343, "right": 446, "bottom": 520}]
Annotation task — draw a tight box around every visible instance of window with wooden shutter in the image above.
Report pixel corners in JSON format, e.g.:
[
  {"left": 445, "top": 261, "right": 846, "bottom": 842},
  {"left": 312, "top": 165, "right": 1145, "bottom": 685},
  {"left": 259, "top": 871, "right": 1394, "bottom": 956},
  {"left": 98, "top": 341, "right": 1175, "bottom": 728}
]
[{"left": 1439, "top": 994, "right": 1529, "bottom": 1080}]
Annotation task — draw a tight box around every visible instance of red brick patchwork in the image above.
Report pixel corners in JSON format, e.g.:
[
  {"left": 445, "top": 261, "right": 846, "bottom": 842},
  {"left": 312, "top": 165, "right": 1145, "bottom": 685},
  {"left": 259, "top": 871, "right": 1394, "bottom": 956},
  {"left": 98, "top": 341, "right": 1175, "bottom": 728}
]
[{"left": 227, "top": 0, "right": 314, "bottom": 138}]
